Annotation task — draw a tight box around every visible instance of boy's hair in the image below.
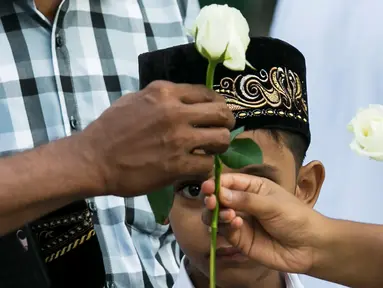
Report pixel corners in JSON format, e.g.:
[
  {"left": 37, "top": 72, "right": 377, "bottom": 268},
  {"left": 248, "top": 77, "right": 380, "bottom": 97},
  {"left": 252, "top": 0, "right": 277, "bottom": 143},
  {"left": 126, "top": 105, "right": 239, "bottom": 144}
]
[{"left": 267, "top": 129, "right": 308, "bottom": 168}]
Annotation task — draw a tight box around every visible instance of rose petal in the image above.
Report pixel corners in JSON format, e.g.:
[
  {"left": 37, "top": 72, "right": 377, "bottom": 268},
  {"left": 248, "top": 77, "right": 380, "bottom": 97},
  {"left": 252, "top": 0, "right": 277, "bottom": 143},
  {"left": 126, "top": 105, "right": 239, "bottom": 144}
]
[
  {"left": 223, "top": 40, "right": 246, "bottom": 71},
  {"left": 191, "top": 4, "right": 251, "bottom": 66}
]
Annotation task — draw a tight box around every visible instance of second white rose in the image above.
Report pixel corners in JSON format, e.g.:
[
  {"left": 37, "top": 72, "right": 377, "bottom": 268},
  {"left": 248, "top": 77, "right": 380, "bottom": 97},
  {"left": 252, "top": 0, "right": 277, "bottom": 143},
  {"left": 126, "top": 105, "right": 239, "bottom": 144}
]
[{"left": 348, "top": 104, "right": 383, "bottom": 161}]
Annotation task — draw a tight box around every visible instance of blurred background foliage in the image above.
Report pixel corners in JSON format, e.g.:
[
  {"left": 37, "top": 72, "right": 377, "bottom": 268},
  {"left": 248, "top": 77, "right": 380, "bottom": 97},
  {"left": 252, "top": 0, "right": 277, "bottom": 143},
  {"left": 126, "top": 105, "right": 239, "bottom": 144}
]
[{"left": 198, "top": 0, "right": 277, "bottom": 36}]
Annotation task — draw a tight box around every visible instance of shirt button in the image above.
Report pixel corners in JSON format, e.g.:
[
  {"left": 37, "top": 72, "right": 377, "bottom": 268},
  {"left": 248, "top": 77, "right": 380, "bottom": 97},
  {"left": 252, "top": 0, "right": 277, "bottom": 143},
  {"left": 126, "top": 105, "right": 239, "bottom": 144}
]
[
  {"left": 69, "top": 116, "right": 78, "bottom": 130},
  {"left": 56, "top": 33, "right": 64, "bottom": 48},
  {"left": 88, "top": 202, "right": 97, "bottom": 213},
  {"left": 105, "top": 282, "right": 116, "bottom": 288}
]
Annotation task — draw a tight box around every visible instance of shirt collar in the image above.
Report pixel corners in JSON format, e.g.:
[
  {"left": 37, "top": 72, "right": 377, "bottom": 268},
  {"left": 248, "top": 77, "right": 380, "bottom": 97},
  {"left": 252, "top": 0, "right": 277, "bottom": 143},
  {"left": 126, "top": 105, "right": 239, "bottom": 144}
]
[
  {"left": 285, "top": 273, "right": 305, "bottom": 288},
  {"left": 173, "top": 257, "right": 194, "bottom": 288},
  {"left": 173, "top": 256, "right": 305, "bottom": 288}
]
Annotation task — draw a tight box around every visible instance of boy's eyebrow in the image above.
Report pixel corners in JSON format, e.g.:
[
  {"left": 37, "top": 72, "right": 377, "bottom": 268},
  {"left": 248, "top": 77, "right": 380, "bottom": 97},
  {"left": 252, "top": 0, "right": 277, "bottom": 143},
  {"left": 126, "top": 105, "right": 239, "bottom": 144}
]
[{"left": 239, "top": 164, "right": 280, "bottom": 182}]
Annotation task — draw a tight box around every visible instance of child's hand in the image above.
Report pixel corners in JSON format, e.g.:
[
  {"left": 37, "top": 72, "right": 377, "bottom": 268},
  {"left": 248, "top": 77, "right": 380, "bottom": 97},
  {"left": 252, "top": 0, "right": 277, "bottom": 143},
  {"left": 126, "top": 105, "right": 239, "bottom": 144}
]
[{"left": 201, "top": 173, "right": 329, "bottom": 275}]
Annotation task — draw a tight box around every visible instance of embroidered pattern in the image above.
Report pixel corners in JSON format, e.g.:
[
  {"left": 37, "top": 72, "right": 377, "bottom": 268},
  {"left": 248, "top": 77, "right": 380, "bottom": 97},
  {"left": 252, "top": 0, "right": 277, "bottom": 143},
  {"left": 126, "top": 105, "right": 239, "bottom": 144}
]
[
  {"left": 31, "top": 208, "right": 94, "bottom": 260},
  {"left": 214, "top": 67, "right": 308, "bottom": 122}
]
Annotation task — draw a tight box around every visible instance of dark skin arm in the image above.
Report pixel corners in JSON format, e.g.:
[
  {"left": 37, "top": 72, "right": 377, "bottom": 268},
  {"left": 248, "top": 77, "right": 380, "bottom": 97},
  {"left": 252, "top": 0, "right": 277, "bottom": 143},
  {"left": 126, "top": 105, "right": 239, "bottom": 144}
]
[
  {"left": 0, "top": 135, "right": 101, "bottom": 235},
  {"left": 0, "top": 81, "right": 235, "bottom": 236}
]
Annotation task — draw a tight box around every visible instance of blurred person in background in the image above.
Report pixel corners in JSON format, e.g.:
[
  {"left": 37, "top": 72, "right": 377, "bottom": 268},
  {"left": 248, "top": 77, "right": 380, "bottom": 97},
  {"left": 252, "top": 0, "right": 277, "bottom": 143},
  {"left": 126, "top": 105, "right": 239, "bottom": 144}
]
[{"left": 270, "top": 0, "right": 383, "bottom": 287}]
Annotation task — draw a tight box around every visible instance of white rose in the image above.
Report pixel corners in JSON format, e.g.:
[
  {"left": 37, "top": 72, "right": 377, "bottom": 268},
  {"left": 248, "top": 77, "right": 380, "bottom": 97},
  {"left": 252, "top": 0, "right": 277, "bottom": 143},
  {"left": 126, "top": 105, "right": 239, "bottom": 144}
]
[
  {"left": 190, "top": 4, "right": 252, "bottom": 71},
  {"left": 348, "top": 104, "right": 383, "bottom": 161}
]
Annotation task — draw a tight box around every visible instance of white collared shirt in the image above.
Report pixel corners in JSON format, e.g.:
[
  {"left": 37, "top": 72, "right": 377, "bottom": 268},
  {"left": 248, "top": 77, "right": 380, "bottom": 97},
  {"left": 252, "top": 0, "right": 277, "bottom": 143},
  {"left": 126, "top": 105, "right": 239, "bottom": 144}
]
[{"left": 173, "top": 257, "right": 304, "bottom": 288}]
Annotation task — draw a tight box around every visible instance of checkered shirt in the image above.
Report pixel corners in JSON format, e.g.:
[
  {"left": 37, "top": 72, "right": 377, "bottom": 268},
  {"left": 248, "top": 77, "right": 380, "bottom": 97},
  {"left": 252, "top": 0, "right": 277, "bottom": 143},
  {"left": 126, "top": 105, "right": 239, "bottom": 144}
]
[{"left": 0, "top": 0, "right": 199, "bottom": 287}]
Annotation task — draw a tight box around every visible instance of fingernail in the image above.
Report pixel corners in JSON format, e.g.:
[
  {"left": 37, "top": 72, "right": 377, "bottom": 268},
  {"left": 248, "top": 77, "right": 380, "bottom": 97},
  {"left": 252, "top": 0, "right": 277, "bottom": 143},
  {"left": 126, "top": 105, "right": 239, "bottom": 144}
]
[
  {"left": 219, "top": 210, "right": 231, "bottom": 222},
  {"left": 221, "top": 187, "right": 232, "bottom": 202}
]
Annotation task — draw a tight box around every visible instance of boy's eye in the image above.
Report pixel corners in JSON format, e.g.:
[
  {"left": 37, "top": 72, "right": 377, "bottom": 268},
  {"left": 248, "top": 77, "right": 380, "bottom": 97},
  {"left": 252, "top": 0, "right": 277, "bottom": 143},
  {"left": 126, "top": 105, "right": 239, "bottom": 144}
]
[{"left": 180, "top": 184, "right": 202, "bottom": 200}]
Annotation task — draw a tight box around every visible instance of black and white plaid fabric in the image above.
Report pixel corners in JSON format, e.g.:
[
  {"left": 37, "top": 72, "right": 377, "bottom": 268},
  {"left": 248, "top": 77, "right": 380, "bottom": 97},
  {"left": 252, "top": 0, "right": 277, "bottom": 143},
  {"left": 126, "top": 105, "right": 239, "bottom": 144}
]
[{"left": 0, "top": 0, "right": 199, "bottom": 287}]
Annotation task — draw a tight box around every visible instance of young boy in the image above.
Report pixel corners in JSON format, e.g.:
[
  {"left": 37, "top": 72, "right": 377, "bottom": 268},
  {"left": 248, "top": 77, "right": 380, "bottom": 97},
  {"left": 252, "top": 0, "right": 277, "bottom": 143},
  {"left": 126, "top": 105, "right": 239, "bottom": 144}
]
[{"left": 139, "top": 37, "right": 325, "bottom": 288}]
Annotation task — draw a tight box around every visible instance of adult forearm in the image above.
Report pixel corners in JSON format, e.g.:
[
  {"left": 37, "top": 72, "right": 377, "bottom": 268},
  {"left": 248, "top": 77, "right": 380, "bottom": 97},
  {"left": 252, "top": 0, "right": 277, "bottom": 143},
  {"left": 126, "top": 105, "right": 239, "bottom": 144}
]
[
  {"left": 0, "top": 135, "right": 103, "bottom": 235},
  {"left": 0, "top": 197, "right": 78, "bottom": 235},
  {"left": 310, "top": 217, "right": 383, "bottom": 288}
]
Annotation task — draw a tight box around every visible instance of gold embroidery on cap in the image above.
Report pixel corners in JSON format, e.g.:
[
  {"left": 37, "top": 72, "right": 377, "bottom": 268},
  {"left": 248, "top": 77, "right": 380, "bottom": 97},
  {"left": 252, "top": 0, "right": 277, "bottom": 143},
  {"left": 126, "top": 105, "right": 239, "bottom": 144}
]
[{"left": 214, "top": 67, "right": 308, "bottom": 122}]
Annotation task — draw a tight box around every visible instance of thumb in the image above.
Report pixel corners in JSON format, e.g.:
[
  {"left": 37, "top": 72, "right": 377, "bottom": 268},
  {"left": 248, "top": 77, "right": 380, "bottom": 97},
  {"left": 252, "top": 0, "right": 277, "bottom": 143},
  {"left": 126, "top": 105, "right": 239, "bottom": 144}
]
[
  {"left": 202, "top": 173, "right": 277, "bottom": 218},
  {"left": 202, "top": 173, "right": 269, "bottom": 196},
  {"left": 218, "top": 186, "right": 273, "bottom": 219}
]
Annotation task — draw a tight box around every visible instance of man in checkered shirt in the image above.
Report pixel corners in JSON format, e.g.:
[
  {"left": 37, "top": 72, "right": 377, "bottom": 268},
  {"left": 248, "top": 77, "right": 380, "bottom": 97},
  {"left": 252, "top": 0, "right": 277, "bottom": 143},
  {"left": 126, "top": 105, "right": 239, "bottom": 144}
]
[{"left": 0, "top": 1, "right": 235, "bottom": 287}]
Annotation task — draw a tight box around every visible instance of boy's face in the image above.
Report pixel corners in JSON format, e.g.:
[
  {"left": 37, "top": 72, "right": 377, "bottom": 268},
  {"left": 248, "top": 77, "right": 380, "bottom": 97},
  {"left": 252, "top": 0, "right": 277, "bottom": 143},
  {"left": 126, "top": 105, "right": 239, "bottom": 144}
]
[{"left": 169, "top": 129, "right": 324, "bottom": 287}]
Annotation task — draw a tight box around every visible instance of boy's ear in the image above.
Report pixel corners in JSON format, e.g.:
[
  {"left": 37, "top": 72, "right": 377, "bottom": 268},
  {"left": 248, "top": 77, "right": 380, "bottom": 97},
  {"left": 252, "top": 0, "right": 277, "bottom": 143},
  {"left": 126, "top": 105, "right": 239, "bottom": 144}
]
[{"left": 295, "top": 160, "right": 325, "bottom": 207}]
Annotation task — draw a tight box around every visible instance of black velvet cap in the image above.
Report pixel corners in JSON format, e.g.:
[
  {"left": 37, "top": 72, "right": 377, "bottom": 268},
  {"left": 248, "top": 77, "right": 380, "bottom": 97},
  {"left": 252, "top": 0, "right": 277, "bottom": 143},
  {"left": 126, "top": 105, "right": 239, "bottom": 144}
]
[{"left": 138, "top": 37, "right": 310, "bottom": 145}]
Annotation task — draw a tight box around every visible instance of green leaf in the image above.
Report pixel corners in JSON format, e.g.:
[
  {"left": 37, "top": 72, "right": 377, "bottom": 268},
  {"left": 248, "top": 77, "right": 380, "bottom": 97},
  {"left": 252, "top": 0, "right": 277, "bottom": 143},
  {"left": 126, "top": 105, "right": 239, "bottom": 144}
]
[
  {"left": 219, "top": 138, "right": 262, "bottom": 169},
  {"left": 147, "top": 186, "right": 174, "bottom": 224},
  {"left": 230, "top": 126, "right": 245, "bottom": 142}
]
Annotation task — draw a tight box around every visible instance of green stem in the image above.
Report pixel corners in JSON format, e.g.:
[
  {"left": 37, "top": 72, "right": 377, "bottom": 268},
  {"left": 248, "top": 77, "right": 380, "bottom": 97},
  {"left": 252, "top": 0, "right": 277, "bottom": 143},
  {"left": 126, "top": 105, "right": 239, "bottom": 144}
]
[
  {"left": 210, "top": 156, "right": 222, "bottom": 288},
  {"left": 206, "top": 60, "right": 219, "bottom": 288},
  {"left": 206, "top": 61, "right": 217, "bottom": 90}
]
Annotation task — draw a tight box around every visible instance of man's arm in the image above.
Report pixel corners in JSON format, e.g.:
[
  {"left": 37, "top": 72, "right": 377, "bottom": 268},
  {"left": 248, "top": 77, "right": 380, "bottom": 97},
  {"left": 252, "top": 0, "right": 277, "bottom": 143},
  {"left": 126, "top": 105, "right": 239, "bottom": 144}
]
[
  {"left": 0, "top": 82, "right": 235, "bottom": 235},
  {"left": 310, "top": 218, "right": 383, "bottom": 288},
  {"left": 0, "top": 134, "right": 101, "bottom": 235}
]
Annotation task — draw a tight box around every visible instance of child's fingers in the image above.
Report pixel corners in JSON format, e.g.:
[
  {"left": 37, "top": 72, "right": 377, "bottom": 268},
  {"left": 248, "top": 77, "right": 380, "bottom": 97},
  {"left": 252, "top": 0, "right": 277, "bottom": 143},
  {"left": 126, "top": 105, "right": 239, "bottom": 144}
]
[
  {"left": 201, "top": 208, "right": 213, "bottom": 226},
  {"left": 202, "top": 173, "right": 264, "bottom": 195},
  {"left": 201, "top": 180, "right": 216, "bottom": 196},
  {"left": 216, "top": 216, "right": 249, "bottom": 249},
  {"left": 201, "top": 207, "right": 237, "bottom": 226},
  {"left": 219, "top": 209, "right": 236, "bottom": 223},
  {"left": 204, "top": 195, "right": 216, "bottom": 210}
]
